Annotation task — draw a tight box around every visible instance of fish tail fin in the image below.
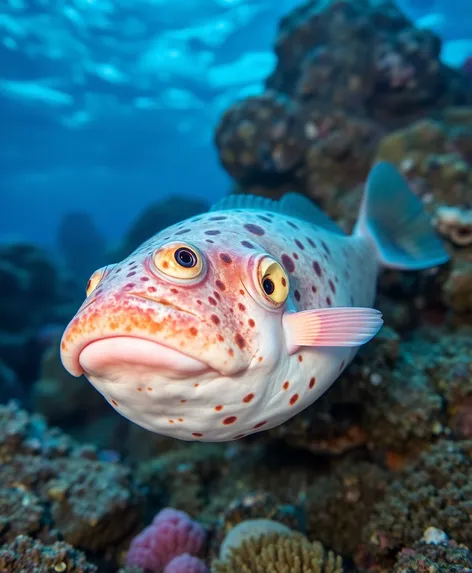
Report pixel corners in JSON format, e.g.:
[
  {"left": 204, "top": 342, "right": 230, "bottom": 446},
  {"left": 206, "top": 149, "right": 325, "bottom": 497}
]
[{"left": 354, "top": 161, "right": 450, "bottom": 270}]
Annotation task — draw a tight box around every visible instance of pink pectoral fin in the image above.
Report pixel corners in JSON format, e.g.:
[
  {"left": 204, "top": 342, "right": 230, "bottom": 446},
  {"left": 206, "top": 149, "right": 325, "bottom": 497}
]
[{"left": 283, "top": 307, "right": 383, "bottom": 351}]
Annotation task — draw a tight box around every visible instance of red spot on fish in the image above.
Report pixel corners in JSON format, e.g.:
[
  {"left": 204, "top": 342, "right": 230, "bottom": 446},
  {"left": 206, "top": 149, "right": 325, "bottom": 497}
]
[
  {"left": 228, "top": 348, "right": 234, "bottom": 357},
  {"left": 254, "top": 421, "right": 267, "bottom": 429},
  {"left": 215, "top": 280, "right": 226, "bottom": 291},
  {"left": 180, "top": 399, "right": 187, "bottom": 403},
  {"left": 215, "top": 405, "right": 223, "bottom": 411},
  {"left": 293, "top": 252, "right": 299, "bottom": 260},
  {"left": 148, "top": 286, "right": 157, "bottom": 293},
  {"left": 290, "top": 394, "right": 299, "bottom": 405},
  {"left": 281, "top": 277, "right": 287, "bottom": 287},
  {"left": 294, "top": 290, "right": 301, "bottom": 302},
  {"left": 241, "top": 241, "right": 255, "bottom": 249},
  {"left": 309, "top": 377, "right": 316, "bottom": 389},
  {"left": 211, "top": 314, "right": 220, "bottom": 325},
  {"left": 137, "top": 388, "right": 142, "bottom": 392},
  {"left": 311, "top": 285, "right": 317, "bottom": 293},
  {"left": 235, "top": 333, "right": 246, "bottom": 349},
  {"left": 326, "top": 296, "right": 332, "bottom": 306},
  {"left": 178, "top": 418, "right": 184, "bottom": 422},
  {"left": 243, "top": 393, "right": 254, "bottom": 403},
  {"left": 124, "top": 283, "right": 135, "bottom": 289},
  {"left": 169, "top": 419, "right": 174, "bottom": 424},
  {"left": 208, "top": 296, "right": 217, "bottom": 305},
  {"left": 192, "top": 432, "right": 203, "bottom": 437},
  {"left": 244, "top": 223, "right": 265, "bottom": 236},
  {"left": 162, "top": 261, "right": 169, "bottom": 269},
  {"left": 298, "top": 354, "right": 303, "bottom": 362},
  {"left": 214, "top": 291, "right": 221, "bottom": 301},
  {"left": 217, "top": 334, "right": 224, "bottom": 342},
  {"left": 283, "top": 381, "right": 290, "bottom": 390},
  {"left": 127, "top": 272, "right": 136, "bottom": 277},
  {"left": 295, "top": 239, "right": 305, "bottom": 250},
  {"left": 238, "top": 303, "right": 246, "bottom": 311},
  {"left": 111, "top": 399, "right": 118, "bottom": 406},
  {"left": 313, "top": 261, "right": 322, "bottom": 277},
  {"left": 189, "top": 327, "right": 198, "bottom": 336},
  {"left": 140, "top": 276, "right": 149, "bottom": 281},
  {"left": 281, "top": 254, "right": 295, "bottom": 273},
  {"left": 239, "top": 289, "right": 245, "bottom": 296},
  {"left": 194, "top": 383, "right": 199, "bottom": 387},
  {"left": 219, "top": 253, "right": 232, "bottom": 264},
  {"left": 258, "top": 356, "right": 263, "bottom": 362},
  {"left": 223, "top": 416, "right": 237, "bottom": 425},
  {"left": 248, "top": 319, "right": 255, "bottom": 328},
  {"left": 196, "top": 299, "right": 202, "bottom": 305}
]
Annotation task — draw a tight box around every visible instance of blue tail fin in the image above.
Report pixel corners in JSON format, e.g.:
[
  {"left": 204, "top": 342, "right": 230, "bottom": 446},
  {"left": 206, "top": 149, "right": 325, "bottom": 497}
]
[{"left": 355, "top": 162, "right": 450, "bottom": 270}]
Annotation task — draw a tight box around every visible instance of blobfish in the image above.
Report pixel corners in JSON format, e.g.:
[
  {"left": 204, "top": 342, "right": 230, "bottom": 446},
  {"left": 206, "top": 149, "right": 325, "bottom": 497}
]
[{"left": 60, "top": 162, "right": 449, "bottom": 441}]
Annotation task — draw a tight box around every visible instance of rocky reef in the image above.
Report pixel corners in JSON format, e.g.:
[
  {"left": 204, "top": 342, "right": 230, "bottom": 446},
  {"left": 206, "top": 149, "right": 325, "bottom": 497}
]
[{"left": 1, "top": 0, "right": 472, "bottom": 572}]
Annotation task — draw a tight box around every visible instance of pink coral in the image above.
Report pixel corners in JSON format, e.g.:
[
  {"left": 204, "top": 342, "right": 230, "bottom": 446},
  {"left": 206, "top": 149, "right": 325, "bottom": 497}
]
[
  {"left": 125, "top": 508, "right": 207, "bottom": 572},
  {"left": 163, "top": 554, "right": 209, "bottom": 573}
]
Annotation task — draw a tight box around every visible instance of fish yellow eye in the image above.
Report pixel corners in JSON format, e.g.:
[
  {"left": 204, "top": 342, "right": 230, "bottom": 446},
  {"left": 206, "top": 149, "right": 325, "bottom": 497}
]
[
  {"left": 86, "top": 267, "right": 108, "bottom": 297},
  {"left": 257, "top": 257, "right": 289, "bottom": 306},
  {"left": 153, "top": 243, "right": 204, "bottom": 280}
]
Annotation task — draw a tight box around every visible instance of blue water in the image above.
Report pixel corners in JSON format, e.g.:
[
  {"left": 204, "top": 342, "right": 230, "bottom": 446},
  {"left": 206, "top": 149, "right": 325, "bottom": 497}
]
[{"left": 1, "top": 0, "right": 471, "bottom": 250}]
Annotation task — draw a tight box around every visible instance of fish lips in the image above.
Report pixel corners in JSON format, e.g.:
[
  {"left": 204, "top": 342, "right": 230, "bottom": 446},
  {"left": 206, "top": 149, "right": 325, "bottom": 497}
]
[{"left": 78, "top": 336, "right": 213, "bottom": 380}]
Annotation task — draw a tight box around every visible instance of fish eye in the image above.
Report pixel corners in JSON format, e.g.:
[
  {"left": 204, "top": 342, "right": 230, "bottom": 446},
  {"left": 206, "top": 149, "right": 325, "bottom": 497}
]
[
  {"left": 174, "top": 247, "right": 197, "bottom": 268},
  {"left": 152, "top": 243, "right": 204, "bottom": 281},
  {"left": 85, "top": 266, "right": 110, "bottom": 297},
  {"left": 257, "top": 256, "right": 289, "bottom": 307}
]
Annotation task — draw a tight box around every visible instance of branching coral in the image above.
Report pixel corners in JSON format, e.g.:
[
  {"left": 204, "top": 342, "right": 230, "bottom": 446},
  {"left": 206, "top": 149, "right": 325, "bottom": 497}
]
[{"left": 213, "top": 530, "right": 343, "bottom": 573}]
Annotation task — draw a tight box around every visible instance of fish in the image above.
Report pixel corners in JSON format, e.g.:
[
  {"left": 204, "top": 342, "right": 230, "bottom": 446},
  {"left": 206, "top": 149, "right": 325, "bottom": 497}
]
[{"left": 60, "top": 162, "right": 450, "bottom": 442}]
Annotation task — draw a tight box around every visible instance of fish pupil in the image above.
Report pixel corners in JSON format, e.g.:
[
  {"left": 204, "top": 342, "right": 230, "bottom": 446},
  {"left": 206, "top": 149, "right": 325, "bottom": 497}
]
[
  {"left": 174, "top": 247, "right": 197, "bottom": 268},
  {"left": 262, "top": 277, "right": 275, "bottom": 295}
]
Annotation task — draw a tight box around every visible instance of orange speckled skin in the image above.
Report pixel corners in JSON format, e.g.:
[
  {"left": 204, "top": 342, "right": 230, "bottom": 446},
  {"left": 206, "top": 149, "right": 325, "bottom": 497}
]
[{"left": 61, "top": 209, "right": 378, "bottom": 441}]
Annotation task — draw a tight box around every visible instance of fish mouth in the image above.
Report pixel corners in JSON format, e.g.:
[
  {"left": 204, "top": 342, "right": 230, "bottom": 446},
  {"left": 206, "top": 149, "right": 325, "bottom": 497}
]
[{"left": 78, "top": 336, "right": 213, "bottom": 380}]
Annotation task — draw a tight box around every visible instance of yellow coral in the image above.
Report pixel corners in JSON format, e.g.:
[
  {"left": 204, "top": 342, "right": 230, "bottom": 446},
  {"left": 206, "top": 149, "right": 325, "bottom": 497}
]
[{"left": 212, "top": 531, "right": 344, "bottom": 573}]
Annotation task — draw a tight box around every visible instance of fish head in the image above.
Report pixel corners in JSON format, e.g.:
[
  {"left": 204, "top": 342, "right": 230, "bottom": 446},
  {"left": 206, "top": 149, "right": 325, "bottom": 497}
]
[{"left": 60, "top": 225, "right": 292, "bottom": 396}]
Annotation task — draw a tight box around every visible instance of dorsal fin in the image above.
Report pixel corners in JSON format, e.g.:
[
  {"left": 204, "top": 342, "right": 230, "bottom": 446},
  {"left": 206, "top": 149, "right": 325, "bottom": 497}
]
[
  {"left": 280, "top": 193, "right": 345, "bottom": 235},
  {"left": 210, "top": 194, "right": 280, "bottom": 212},
  {"left": 210, "top": 192, "right": 345, "bottom": 234}
]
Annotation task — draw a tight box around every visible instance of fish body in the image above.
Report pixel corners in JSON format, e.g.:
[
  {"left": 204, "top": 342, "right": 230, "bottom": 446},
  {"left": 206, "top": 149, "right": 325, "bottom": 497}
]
[{"left": 60, "top": 163, "right": 449, "bottom": 441}]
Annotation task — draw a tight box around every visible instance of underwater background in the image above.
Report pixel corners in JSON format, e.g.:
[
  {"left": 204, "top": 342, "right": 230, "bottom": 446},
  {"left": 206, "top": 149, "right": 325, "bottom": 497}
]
[{"left": 1, "top": 0, "right": 472, "bottom": 571}]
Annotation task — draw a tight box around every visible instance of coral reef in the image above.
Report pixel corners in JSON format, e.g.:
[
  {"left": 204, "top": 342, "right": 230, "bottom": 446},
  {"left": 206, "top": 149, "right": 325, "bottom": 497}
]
[
  {"left": 0, "top": 401, "right": 143, "bottom": 565},
  {"left": 358, "top": 440, "right": 472, "bottom": 570},
  {"left": 0, "top": 535, "right": 98, "bottom": 573},
  {"left": 215, "top": 0, "right": 472, "bottom": 200},
  {"left": 392, "top": 529, "right": 472, "bottom": 573}
]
